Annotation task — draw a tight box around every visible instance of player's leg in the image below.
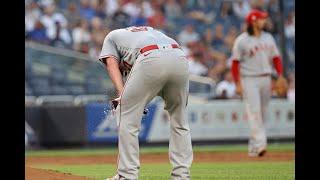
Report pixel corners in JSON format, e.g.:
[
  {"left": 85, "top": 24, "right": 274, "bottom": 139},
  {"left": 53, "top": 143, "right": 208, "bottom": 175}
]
[
  {"left": 161, "top": 53, "right": 193, "bottom": 179},
  {"left": 260, "top": 76, "right": 271, "bottom": 120},
  {"left": 241, "top": 77, "right": 266, "bottom": 156},
  {"left": 116, "top": 57, "right": 167, "bottom": 179},
  {"left": 259, "top": 76, "right": 272, "bottom": 149}
]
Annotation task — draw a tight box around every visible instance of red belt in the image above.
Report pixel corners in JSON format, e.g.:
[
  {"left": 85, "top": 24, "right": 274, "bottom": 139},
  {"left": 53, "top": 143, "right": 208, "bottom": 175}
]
[{"left": 140, "top": 44, "right": 180, "bottom": 54}]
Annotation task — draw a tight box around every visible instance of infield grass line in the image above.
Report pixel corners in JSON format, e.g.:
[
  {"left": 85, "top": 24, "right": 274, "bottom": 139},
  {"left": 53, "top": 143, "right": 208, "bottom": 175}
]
[
  {"left": 25, "top": 143, "right": 294, "bottom": 157},
  {"left": 33, "top": 161, "right": 294, "bottom": 180}
]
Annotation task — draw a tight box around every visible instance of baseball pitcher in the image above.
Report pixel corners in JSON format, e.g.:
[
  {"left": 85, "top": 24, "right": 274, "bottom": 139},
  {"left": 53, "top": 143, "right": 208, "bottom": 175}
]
[
  {"left": 231, "top": 10, "right": 284, "bottom": 157},
  {"left": 99, "top": 26, "right": 193, "bottom": 180}
]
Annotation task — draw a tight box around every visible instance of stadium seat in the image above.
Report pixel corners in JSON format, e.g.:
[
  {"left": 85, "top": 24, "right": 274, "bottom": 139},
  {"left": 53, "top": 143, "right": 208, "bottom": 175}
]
[
  {"left": 24, "top": 0, "right": 294, "bottom": 100},
  {"left": 85, "top": 81, "right": 103, "bottom": 94},
  {"left": 32, "top": 85, "right": 51, "bottom": 96},
  {"left": 25, "top": 84, "right": 33, "bottom": 96},
  {"left": 51, "top": 86, "right": 69, "bottom": 95},
  {"left": 67, "top": 85, "right": 86, "bottom": 96},
  {"left": 29, "top": 77, "right": 49, "bottom": 86},
  {"left": 50, "top": 69, "right": 67, "bottom": 86}
]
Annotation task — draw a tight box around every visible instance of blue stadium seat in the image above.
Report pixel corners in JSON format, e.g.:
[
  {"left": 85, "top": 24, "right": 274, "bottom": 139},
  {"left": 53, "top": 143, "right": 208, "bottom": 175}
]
[
  {"left": 85, "top": 80, "right": 105, "bottom": 94},
  {"left": 51, "top": 86, "right": 69, "bottom": 95},
  {"left": 229, "top": 16, "right": 242, "bottom": 30},
  {"left": 25, "top": 87, "right": 31, "bottom": 96},
  {"left": 50, "top": 69, "right": 67, "bottom": 85},
  {"left": 24, "top": 0, "right": 294, "bottom": 99},
  {"left": 189, "top": 81, "right": 211, "bottom": 93},
  {"left": 25, "top": 81, "right": 33, "bottom": 96},
  {"left": 32, "top": 85, "right": 51, "bottom": 96},
  {"left": 194, "top": 22, "right": 208, "bottom": 35},
  {"left": 67, "top": 85, "right": 85, "bottom": 95},
  {"left": 29, "top": 77, "right": 49, "bottom": 87},
  {"left": 286, "top": 38, "right": 295, "bottom": 50}
]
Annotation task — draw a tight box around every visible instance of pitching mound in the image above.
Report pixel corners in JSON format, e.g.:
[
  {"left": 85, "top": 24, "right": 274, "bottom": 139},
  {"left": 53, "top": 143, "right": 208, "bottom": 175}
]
[{"left": 25, "top": 166, "right": 92, "bottom": 180}]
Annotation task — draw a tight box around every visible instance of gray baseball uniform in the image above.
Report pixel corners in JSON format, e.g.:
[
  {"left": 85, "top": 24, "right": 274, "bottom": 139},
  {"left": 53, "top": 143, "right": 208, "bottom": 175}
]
[
  {"left": 232, "top": 31, "right": 280, "bottom": 155},
  {"left": 99, "top": 26, "right": 193, "bottom": 179}
]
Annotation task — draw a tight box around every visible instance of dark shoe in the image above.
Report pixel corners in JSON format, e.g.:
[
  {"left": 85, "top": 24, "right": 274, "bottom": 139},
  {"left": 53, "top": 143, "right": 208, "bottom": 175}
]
[
  {"left": 248, "top": 146, "right": 267, "bottom": 157},
  {"left": 258, "top": 149, "right": 267, "bottom": 157}
]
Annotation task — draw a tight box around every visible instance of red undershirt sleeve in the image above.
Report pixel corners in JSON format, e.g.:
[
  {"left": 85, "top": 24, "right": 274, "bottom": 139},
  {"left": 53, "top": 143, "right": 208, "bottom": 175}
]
[
  {"left": 272, "top": 56, "right": 283, "bottom": 76},
  {"left": 231, "top": 60, "right": 240, "bottom": 83}
]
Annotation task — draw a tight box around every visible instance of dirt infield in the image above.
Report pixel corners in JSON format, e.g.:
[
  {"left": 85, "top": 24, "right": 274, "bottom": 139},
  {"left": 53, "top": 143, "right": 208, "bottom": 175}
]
[
  {"left": 26, "top": 167, "right": 92, "bottom": 180},
  {"left": 26, "top": 151, "right": 294, "bottom": 179},
  {"left": 26, "top": 151, "right": 294, "bottom": 165}
]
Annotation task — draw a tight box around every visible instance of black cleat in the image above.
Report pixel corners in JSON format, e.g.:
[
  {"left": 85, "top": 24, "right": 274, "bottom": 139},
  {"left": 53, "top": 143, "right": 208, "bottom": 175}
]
[{"left": 258, "top": 149, "right": 267, "bottom": 157}]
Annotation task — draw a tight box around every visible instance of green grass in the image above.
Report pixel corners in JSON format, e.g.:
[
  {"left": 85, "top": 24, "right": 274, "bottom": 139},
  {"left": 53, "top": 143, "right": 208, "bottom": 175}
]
[
  {"left": 36, "top": 162, "right": 295, "bottom": 180},
  {"left": 27, "top": 143, "right": 295, "bottom": 179},
  {"left": 25, "top": 143, "right": 294, "bottom": 157}
]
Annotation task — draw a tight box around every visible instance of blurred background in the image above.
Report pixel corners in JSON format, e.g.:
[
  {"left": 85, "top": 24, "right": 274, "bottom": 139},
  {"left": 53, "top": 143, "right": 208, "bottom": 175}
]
[{"left": 25, "top": 0, "right": 295, "bottom": 149}]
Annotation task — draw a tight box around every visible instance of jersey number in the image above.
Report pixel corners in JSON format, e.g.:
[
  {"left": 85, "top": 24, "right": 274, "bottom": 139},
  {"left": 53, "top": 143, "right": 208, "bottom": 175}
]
[{"left": 127, "top": 26, "right": 148, "bottom": 32}]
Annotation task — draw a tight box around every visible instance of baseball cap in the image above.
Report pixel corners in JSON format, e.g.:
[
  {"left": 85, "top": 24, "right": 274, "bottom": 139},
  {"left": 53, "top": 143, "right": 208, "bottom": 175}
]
[{"left": 246, "top": 9, "right": 268, "bottom": 25}]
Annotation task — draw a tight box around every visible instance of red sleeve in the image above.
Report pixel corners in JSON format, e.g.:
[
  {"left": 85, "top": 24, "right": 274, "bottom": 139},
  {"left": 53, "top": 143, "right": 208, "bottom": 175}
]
[
  {"left": 231, "top": 60, "right": 240, "bottom": 83},
  {"left": 272, "top": 56, "right": 283, "bottom": 76}
]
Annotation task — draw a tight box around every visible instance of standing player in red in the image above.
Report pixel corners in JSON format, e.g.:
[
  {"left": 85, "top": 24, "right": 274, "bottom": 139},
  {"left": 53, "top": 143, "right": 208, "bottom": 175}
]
[{"left": 231, "top": 9, "right": 284, "bottom": 157}]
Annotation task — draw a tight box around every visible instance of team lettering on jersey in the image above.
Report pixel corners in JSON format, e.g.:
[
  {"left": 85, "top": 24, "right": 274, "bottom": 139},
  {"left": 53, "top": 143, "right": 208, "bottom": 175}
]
[
  {"left": 125, "top": 26, "right": 149, "bottom": 32},
  {"left": 246, "top": 42, "right": 274, "bottom": 57}
]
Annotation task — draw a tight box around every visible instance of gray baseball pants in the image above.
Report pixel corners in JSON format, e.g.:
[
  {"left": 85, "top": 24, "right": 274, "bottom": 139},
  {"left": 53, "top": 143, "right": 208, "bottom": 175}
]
[
  {"left": 115, "top": 48, "right": 193, "bottom": 179},
  {"left": 241, "top": 75, "right": 271, "bottom": 153}
]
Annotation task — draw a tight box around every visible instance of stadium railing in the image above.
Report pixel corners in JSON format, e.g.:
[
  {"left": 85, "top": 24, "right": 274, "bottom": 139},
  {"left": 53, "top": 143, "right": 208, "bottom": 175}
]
[{"left": 25, "top": 42, "right": 216, "bottom": 100}]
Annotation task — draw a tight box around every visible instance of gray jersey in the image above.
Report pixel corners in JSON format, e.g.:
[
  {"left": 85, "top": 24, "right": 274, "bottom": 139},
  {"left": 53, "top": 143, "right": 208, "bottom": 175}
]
[
  {"left": 100, "top": 26, "right": 192, "bottom": 179},
  {"left": 232, "top": 32, "right": 280, "bottom": 76},
  {"left": 99, "top": 26, "right": 178, "bottom": 69}
]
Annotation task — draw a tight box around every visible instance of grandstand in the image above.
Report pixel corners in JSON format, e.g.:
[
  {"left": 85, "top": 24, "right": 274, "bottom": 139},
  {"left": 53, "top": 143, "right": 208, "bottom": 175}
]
[{"left": 25, "top": 0, "right": 294, "bottom": 100}]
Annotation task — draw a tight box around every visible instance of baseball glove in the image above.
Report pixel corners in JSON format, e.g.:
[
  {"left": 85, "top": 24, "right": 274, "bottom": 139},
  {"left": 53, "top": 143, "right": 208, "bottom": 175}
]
[{"left": 275, "top": 76, "right": 288, "bottom": 97}]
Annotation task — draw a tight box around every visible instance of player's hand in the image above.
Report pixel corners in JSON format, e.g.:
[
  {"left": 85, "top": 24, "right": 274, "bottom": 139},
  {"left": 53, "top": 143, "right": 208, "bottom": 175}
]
[
  {"left": 235, "top": 81, "right": 242, "bottom": 96},
  {"left": 110, "top": 97, "right": 149, "bottom": 115}
]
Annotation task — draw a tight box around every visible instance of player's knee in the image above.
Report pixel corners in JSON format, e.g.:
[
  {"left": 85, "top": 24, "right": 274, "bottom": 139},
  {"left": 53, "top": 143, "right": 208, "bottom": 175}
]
[{"left": 119, "top": 121, "right": 140, "bottom": 137}]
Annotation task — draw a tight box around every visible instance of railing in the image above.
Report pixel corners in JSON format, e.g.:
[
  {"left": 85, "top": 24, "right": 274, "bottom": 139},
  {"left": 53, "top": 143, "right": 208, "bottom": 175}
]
[
  {"left": 189, "top": 74, "right": 216, "bottom": 98},
  {"left": 26, "top": 95, "right": 108, "bottom": 106},
  {"left": 35, "top": 95, "right": 75, "bottom": 106},
  {"left": 25, "top": 41, "right": 95, "bottom": 62},
  {"left": 189, "top": 74, "right": 215, "bottom": 84},
  {"left": 26, "top": 41, "right": 112, "bottom": 96},
  {"left": 74, "top": 95, "right": 108, "bottom": 105},
  {"left": 25, "top": 94, "right": 209, "bottom": 106},
  {"left": 26, "top": 42, "right": 216, "bottom": 98}
]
